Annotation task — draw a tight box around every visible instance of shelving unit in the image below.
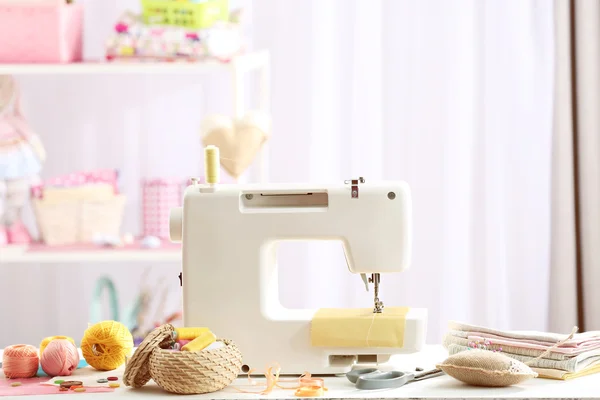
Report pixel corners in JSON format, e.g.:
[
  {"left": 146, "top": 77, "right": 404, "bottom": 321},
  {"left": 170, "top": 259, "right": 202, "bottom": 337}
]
[
  {"left": 0, "top": 244, "right": 181, "bottom": 264},
  {"left": 0, "top": 51, "right": 269, "bottom": 75},
  {"left": 0, "top": 50, "right": 271, "bottom": 264}
]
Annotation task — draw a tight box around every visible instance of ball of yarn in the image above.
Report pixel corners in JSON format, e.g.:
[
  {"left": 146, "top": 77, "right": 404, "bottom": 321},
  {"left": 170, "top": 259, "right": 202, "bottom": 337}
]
[
  {"left": 39, "top": 336, "right": 76, "bottom": 356},
  {"left": 2, "top": 344, "right": 39, "bottom": 379},
  {"left": 40, "top": 339, "right": 80, "bottom": 377},
  {"left": 81, "top": 320, "right": 133, "bottom": 371}
]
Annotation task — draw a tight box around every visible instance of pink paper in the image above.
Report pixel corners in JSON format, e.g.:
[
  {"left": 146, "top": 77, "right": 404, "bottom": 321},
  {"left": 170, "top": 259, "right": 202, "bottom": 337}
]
[{"left": 0, "top": 376, "right": 114, "bottom": 396}]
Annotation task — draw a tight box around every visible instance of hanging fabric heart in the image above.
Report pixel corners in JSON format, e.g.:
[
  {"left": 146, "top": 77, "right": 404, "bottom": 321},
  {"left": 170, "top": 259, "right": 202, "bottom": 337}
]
[{"left": 200, "top": 111, "right": 271, "bottom": 179}]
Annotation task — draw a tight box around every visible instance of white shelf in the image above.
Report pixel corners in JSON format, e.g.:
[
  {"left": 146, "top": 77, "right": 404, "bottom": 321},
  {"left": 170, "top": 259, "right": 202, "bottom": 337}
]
[
  {"left": 0, "top": 50, "right": 269, "bottom": 75},
  {"left": 0, "top": 245, "right": 181, "bottom": 264}
]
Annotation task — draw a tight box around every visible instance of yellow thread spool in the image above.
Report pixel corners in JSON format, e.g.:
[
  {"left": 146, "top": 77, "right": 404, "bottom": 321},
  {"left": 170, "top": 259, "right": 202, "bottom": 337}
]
[
  {"left": 39, "top": 336, "right": 76, "bottom": 356},
  {"left": 204, "top": 145, "right": 220, "bottom": 184},
  {"left": 174, "top": 327, "right": 210, "bottom": 341},
  {"left": 181, "top": 330, "right": 216, "bottom": 352}
]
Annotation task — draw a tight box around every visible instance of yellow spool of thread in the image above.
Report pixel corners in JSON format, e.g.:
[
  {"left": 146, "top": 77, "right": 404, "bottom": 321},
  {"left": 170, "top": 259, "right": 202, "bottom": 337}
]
[
  {"left": 80, "top": 321, "right": 133, "bottom": 371},
  {"left": 174, "top": 327, "right": 210, "bottom": 341},
  {"left": 39, "top": 336, "right": 75, "bottom": 356},
  {"left": 181, "top": 330, "right": 217, "bottom": 352},
  {"left": 204, "top": 145, "right": 220, "bottom": 184}
]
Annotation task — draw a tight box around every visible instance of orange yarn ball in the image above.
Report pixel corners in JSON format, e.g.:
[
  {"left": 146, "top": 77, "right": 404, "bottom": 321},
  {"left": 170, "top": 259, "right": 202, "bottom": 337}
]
[{"left": 2, "top": 344, "right": 39, "bottom": 379}]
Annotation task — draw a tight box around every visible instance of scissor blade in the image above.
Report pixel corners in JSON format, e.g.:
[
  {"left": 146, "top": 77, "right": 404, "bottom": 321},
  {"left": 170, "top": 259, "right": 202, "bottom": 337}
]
[{"left": 414, "top": 368, "right": 444, "bottom": 381}]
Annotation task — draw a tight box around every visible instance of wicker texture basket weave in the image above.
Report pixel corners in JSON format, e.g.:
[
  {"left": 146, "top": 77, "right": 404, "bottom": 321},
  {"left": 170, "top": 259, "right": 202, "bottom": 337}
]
[
  {"left": 123, "top": 324, "right": 243, "bottom": 395},
  {"left": 123, "top": 324, "right": 174, "bottom": 388},
  {"left": 33, "top": 195, "right": 126, "bottom": 246},
  {"left": 150, "top": 340, "right": 242, "bottom": 394}
]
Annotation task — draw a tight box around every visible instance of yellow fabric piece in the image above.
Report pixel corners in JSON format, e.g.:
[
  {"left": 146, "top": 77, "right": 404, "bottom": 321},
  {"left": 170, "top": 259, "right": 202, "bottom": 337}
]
[
  {"left": 311, "top": 307, "right": 409, "bottom": 348},
  {"left": 534, "top": 364, "right": 600, "bottom": 380}
]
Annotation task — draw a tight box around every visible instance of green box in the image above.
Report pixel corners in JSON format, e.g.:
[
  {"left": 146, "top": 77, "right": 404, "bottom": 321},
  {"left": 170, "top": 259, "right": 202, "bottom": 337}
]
[{"left": 141, "top": 0, "right": 229, "bottom": 30}]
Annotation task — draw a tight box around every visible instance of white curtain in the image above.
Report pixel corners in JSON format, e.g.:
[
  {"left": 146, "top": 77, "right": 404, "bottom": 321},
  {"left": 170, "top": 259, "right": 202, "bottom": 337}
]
[
  {"left": 0, "top": 0, "right": 555, "bottom": 347},
  {"left": 251, "top": 0, "right": 555, "bottom": 342}
]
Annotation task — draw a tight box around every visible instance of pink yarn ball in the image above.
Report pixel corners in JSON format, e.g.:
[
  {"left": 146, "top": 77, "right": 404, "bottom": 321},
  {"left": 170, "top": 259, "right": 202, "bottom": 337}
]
[{"left": 40, "top": 339, "right": 79, "bottom": 377}]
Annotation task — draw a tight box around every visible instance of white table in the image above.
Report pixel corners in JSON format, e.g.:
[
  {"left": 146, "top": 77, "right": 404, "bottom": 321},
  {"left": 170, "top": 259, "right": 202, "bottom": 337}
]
[{"left": 2, "top": 345, "right": 599, "bottom": 399}]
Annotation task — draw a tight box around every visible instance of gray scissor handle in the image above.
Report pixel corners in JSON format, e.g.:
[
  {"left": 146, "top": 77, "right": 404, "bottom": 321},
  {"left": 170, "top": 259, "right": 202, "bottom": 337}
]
[
  {"left": 356, "top": 371, "right": 415, "bottom": 390},
  {"left": 346, "top": 368, "right": 380, "bottom": 384}
]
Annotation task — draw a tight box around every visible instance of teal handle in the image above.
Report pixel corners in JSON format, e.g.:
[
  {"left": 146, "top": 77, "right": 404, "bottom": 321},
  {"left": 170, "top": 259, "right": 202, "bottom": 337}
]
[{"left": 89, "top": 276, "right": 120, "bottom": 323}]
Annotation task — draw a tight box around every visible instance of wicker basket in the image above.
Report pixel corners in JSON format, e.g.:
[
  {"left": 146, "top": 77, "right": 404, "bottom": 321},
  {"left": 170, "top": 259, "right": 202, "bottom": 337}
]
[
  {"left": 32, "top": 195, "right": 126, "bottom": 246},
  {"left": 124, "top": 324, "right": 243, "bottom": 395}
]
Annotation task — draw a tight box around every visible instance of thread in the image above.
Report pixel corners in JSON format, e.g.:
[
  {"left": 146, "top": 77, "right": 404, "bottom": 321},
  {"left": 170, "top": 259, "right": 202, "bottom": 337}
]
[
  {"left": 365, "top": 313, "right": 377, "bottom": 347},
  {"left": 295, "top": 377, "right": 325, "bottom": 397},
  {"left": 39, "top": 336, "right": 76, "bottom": 356},
  {"left": 2, "top": 344, "right": 39, "bottom": 379},
  {"left": 232, "top": 363, "right": 327, "bottom": 396},
  {"left": 525, "top": 326, "right": 579, "bottom": 366},
  {"left": 40, "top": 339, "right": 79, "bottom": 377},
  {"left": 174, "top": 327, "right": 210, "bottom": 340},
  {"left": 176, "top": 339, "right": 191, "bottom": 347},
  {"left": 181, "top": 330, "right": 216, "bottom": 352},
  {"left": 81, "top": 321, "right": 133, "bottom": 371},
  {"left": 204, "top": 145, "right": 220, "bottom": 184}
]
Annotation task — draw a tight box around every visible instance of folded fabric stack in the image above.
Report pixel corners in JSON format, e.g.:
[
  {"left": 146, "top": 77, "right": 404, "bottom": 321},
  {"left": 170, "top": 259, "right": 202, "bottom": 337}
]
[
  {"left": 105, "top": 11, "right": 245, "bottom": 62},
  {"left": 443, "top": 321, "right": 600, "bottom": 380}
]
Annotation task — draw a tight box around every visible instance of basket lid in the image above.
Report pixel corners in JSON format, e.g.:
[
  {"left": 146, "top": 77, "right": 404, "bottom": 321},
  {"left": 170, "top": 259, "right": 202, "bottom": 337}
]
[{"left": 123, "top": 324, "right": 175, "bottom": 388}]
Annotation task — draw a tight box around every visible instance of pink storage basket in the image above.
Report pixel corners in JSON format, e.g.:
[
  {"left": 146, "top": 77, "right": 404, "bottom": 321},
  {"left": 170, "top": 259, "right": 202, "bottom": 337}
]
[
  {"left": 0, "top": 3, "right": 83, "bottom": 63},
  {"left": 142, "top": 179, "right": 184, "bottom": 239}
]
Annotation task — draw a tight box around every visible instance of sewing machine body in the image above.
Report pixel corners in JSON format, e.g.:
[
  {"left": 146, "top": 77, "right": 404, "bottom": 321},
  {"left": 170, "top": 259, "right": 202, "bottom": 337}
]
[{"left": 170, "top": 181, "right": 428, "bottom": 374}]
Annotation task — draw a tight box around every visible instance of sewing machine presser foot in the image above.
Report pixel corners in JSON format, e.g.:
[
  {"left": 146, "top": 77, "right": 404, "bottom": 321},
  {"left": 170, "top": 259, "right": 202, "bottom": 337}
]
[{"left": 361, "top": 273, "right": 384, "bottom": 313}]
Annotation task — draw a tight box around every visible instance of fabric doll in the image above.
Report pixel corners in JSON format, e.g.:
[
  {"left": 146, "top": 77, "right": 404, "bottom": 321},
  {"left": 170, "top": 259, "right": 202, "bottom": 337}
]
[{"left": 0, "top": 75, "right": 46, "bottom": 246}]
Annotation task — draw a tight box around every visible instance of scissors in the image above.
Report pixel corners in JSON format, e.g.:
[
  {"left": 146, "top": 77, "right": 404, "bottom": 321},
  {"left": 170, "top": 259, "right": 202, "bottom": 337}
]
[{"left": 346, "top": 367, "right": 444, "bottom": 390}]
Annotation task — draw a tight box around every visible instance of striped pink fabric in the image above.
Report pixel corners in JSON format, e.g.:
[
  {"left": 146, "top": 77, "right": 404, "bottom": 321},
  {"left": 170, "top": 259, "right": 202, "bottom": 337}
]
[{"left": 142, "top": 179, "right": 183, "bottom": 238}]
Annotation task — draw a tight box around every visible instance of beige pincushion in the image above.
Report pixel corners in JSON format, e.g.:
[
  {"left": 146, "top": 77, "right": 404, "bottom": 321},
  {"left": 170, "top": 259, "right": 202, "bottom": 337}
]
[{"left": 436, "top": 350, "right": 538, "bottom": 387}]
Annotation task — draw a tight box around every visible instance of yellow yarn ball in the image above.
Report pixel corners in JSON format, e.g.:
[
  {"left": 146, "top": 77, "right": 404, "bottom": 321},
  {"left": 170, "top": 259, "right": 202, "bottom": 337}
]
[
  {"left": 81, "top": 321, "right": 133, "bottom": 371},
  {"left": 39, "top": 336, "right": 75, "bottom": 356}
]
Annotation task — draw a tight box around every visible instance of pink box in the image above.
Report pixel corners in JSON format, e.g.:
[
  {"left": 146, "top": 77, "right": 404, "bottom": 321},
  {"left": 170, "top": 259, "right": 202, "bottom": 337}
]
[
  {"left": 142, "top": 179, "right": 184, "bottom": 239},
  {"left": 0, "top": 3, "right": 83, "bottom": 63}
]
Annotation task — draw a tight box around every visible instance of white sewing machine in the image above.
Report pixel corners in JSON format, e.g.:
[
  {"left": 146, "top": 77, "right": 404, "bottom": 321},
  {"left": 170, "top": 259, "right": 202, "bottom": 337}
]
[{"left": 169, "top": 149, "right": 427, "bottom": 375}]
